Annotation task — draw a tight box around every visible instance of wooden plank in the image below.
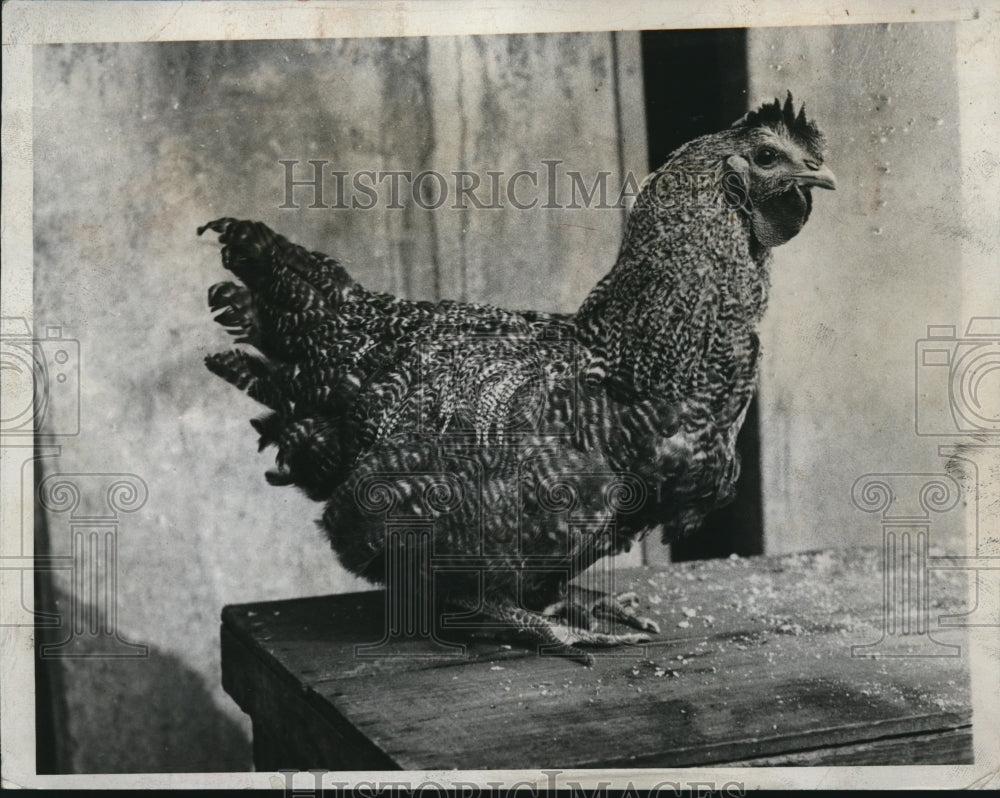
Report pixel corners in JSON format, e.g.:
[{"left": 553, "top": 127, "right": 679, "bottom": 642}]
[
  {"left": 722, "top": 726, "right": 972, "bottom": 766},
  {"left": 302, "top": 635, "right": 970, "bottom": 769},
  {"left": 222, "top": 590, "right": 530, "bottom": 685},
  {"left": 221, "top": 547, "right": 973, "bottom": 769},
  {"left": 221, "top": 624, "right": 401, "bottom": 770}
]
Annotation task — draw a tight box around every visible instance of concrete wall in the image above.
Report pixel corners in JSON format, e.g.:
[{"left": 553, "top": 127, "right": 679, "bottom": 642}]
[
  {"left": 748, "top": 22, "right": 974, "bottom": 554},
  {"left": 31, "top": 33, "right": 645, "bottom": 772}
]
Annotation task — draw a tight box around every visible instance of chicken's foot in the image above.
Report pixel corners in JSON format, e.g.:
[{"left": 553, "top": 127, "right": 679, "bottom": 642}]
[
  {"left": 585, "top": 589, "right": 661, "bottom": 634},
  {"left": 450, "top": 598, "right": 651, "bottom": 666},
  {"left": 544, "top": 588, "right": 661, "bottom": 635}
]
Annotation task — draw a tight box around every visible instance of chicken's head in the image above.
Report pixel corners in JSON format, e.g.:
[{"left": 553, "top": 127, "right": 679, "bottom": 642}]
[{"left": 725, "top": 92, "right": 836, "bottom": 247}]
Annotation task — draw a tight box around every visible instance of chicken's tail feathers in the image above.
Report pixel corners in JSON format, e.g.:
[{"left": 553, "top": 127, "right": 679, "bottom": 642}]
[
  {"left": 197, "top": 218, "right": 235, "bottom": 237},
  {"left": 250, "top": 413, "right": 283, "bottom": 451},
  {"left": 206, "top": 348, "right": 353, "bottom": 500},
  {"left": 198, "top": 218, "right": 276, "bottom": 289},
  {"left": 208, "top": 281, "right": 255, "bottom": 342},
  {"left": 199, "top": 217, "right": 355, "bottom": 302},
  {"left": 255, "top": 412, "right": 349, "bottom": 500},
  {"left": 204, "top": 349, "right": 284, "bottom": 410}
]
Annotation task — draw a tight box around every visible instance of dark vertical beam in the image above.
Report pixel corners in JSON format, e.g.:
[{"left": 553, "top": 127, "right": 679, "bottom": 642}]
[
  {"left": 640, "top": 28, "right": 764, "bottom": 560},
  {"left": 34, "top": 450, "right": 70, "bottom": 773},
  {"left": 640, "top": 28, "right": 749, "bottom": 170}
]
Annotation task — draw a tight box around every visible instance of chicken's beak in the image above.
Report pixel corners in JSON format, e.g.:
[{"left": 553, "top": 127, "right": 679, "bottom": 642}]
[{"left": 792, "top": 163, "right": 837, "bottom": 191}]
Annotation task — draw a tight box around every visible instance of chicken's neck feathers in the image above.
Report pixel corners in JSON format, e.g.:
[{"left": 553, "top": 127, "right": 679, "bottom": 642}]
[{"left": 574, "top": 162, "right": 769, "bottom": 418}]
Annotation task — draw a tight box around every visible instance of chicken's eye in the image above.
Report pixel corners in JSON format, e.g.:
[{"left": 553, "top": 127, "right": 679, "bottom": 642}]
[{"left": 753, "top": 147, "right": 779, "bottom": 167}]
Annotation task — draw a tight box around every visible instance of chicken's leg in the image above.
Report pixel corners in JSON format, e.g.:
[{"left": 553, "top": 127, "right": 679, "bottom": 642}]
[{"left": 449, "top": 598, "right": 652, "bottom": 666}]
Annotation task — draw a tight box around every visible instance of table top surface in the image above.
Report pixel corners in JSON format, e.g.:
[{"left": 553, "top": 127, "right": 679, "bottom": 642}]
[{"left": 221, "top": 547, "right": 973, "bottom": 769}]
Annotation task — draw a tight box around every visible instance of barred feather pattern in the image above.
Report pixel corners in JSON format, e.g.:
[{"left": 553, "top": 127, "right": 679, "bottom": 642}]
[
  {"left": 204, "top": 217, "right": 741, "bottom": 601},
  {"left": 202, "top": 96, "right": 829, "bottom": 611}
]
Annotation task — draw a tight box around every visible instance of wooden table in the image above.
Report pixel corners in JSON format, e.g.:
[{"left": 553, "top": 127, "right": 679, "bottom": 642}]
[{"left": 221, "top": 547, "right": 972, "bottom": 769}]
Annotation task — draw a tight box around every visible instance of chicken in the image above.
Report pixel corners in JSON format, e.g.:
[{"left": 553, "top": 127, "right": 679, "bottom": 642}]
[{"left": 203, "top": 93, "right": 834, "bottom": 664}]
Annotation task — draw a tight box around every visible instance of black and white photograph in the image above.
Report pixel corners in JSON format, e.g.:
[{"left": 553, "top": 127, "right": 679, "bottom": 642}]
[{"left": 2, "top": 0, "right": 998, "bottom": 789}]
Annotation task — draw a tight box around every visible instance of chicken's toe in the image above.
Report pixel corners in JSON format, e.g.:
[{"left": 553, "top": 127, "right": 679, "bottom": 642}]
[{"left": 587, "top": 590, "right": 661, "bottom": 634}]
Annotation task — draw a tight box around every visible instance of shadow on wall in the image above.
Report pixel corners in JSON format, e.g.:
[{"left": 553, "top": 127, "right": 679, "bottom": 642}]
[
  {"left": 34, "top": 454, "right": 252, "bottom": 775},
  {"left": 32, "top": 459, "right": 251, "bottom": 773},
  {"left": 35, "top": 585, "right": 251, "bottom": 773}
]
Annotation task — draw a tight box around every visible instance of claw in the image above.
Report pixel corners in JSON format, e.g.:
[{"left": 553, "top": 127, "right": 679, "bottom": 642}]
[{"left": 584, "top": 590, "right": 661, "bottom": 635}]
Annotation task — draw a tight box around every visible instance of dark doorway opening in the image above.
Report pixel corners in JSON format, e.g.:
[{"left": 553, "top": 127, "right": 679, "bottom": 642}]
[{"left": 640, "top": 28, "right": 764, "bottom": 561}]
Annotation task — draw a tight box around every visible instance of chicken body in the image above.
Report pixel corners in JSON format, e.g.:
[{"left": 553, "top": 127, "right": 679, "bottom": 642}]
[{"left": 204, "top": 94, "right": 834, "bottom": 662}]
